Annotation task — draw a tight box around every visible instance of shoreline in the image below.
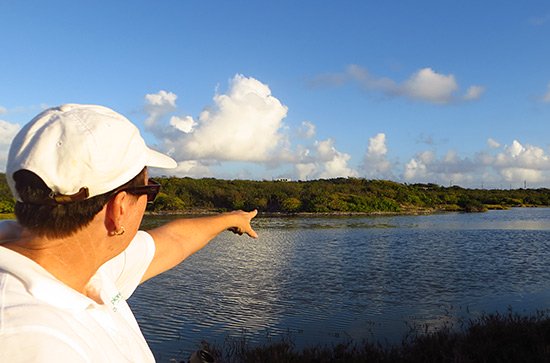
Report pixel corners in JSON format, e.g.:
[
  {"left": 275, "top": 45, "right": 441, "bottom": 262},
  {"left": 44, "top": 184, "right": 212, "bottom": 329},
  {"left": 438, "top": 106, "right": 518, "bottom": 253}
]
[
  {"left": 143, "top": 205, "right": 515, "bottom": 218},
  {"left": 144, "top": 209, "right": 440, "bottom": 218},
  {"left": 2, "top": 204, "right": 546, "bottom": 221},
  {"left": 190, "top": 309, "right": 550, "bottom": 363}
]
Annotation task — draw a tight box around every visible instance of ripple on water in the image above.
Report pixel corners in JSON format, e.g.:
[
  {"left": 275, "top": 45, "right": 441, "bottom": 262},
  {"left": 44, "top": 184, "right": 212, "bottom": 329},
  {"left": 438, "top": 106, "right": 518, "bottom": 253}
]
[{"left": 130, "top": 209, "right": 550, "bottom": 361}]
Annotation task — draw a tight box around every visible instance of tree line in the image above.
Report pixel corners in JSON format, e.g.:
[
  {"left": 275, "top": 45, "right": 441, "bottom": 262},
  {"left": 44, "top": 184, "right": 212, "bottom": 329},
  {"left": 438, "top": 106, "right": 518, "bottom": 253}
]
[
  {"left": 148, "top": 177, "right": 550, "bottom": 213},
  {"left": 1, "top": 173, "right": 550, "bottom": 215}
]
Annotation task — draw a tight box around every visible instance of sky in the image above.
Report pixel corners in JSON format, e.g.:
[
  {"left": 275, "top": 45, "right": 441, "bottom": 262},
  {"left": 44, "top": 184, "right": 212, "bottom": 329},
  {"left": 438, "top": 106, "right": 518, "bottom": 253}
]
[{"left": 1, "top": 1, "right": 550, "bottom": 188}]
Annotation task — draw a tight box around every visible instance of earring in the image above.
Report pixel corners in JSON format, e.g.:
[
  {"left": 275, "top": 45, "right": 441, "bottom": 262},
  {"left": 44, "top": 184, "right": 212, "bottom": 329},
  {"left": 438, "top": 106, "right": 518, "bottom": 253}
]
[{"left": 113, "top": 226, "right": 125, "bottom": 236}]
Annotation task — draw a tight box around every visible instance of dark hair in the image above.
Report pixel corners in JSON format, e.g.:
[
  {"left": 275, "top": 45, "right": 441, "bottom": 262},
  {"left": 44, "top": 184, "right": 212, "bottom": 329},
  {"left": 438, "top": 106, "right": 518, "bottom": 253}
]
[{"left": 13, "top": 168, "right": 146, "bottom": 238}]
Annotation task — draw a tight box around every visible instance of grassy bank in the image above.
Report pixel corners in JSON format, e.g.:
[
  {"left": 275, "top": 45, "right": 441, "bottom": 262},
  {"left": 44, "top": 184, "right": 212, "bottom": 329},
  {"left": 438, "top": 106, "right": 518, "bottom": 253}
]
[{"left": 192, "top": 310, "right": 550, "bottom": 363}]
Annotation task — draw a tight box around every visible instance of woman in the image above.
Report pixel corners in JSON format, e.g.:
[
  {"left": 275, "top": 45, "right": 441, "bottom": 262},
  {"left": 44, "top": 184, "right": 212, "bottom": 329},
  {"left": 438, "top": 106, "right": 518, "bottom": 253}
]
[{"left": 0, "top": 104, "right": 257, "bottom": 362}]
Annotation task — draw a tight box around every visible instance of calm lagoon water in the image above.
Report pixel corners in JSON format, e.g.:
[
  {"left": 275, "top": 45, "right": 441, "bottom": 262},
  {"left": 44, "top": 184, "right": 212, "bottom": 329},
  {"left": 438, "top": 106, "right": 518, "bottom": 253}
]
[{"left": 130, "top": 208, "right": 550, "bottom": 362}]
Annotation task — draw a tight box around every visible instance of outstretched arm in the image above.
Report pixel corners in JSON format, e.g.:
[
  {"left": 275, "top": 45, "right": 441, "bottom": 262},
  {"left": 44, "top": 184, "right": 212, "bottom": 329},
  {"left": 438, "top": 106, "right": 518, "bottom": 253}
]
[{"left": 141, "top": 210, "right": 258, "bottom": 283}]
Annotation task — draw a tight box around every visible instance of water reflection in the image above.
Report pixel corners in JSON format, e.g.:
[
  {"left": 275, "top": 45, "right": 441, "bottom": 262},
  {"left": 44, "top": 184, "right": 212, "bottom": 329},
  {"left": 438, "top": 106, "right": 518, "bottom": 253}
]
[{"left": 131, "top": 208, "right": 550, "bottom": 361}]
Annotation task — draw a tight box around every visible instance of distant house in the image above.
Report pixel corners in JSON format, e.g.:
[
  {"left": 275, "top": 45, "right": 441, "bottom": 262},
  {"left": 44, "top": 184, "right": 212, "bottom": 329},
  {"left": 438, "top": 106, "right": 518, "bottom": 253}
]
[{"left": 274, "top": 178, "right": 291, "bottom": 182}]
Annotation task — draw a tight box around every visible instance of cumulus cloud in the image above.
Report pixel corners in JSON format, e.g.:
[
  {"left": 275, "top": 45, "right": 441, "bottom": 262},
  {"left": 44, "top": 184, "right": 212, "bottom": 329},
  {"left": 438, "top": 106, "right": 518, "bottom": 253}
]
[
  {"left": 404, "top": 150, "right": 482, "bottom": 186},
  {"left": 295, "top": 138, "right": 358, "bottom": 180},
  {"left": 137, "top": 79, "right": 550, "bottom": 186},
  {"left": 295, "top": 162, "right": 317, "bottom": 181},
  {"left": 487, "top": 138, "right": 501, "bottom": 149},
  {"left": 142, "top": 76, "right": 550, "bottom": 186},
  {"left": 0, "top": 119, "right": 21, "bottom": 171},
  {"left": 142, "top": 75, "right": 362, "bottom": 180},
  {"left": 181, "top": 75, "right": 289, "bottom": 161},
  {"left": 404, "top": 154, "right": 429, "bottom": 181},
  {"left": 169, "top": 115, "right": 196, "bottom": 133},
  {"left": 170, "top": 160, "right": 213, "bottom": 178},
  {"left": 298, "top": 120, "right": 316, "bottom": 138},
  {"left": 401, "top": 68, "right": 458, "bottom": 104},
  {"left": 403, "top": 139, "right": 550, "bottom": 187},
  {"left": 144, "top": 90, "right": 178, "bottom": 127},
  {"left": 362, "top": 133, "right": 393, "bottom": 179},
  {"left": 491, "top": 140, "right": 550, "bottom": 184},
  {"left": 0, "top": 120, "right": 20, "bottom": 147},
  {"left": 310, "top": 65, "right": 484, "bottom": 104},
  {"left": 145, "top": 75, "right": 289, "bottom": 165},
  {"left": 500, "top": 168, "right": 543, "bottom": 183},
  {"left": 143, "top": 75, "right": 301, "bottom": 178},
  {"left": 143, "top": 75, "right": 549, "bottom": 186},
  {"left": 494, "top": 140, "right": 550, "bottom": 170},
  {"left": 367, "top": 133, "right": 388, "bottom": 156}
]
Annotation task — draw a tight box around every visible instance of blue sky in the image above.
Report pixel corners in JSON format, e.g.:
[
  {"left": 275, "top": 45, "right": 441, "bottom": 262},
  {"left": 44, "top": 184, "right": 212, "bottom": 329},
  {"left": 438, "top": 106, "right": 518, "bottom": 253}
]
[{"left": 1, "top": 1, "right": 550, "bottom": 188}]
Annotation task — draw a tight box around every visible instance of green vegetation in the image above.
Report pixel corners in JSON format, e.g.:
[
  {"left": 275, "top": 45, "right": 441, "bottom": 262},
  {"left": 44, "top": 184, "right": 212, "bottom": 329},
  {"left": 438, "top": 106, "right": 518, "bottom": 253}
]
[
  {"left": 0, "top": 173, "right": 15, "bottom": 214},
  {"left": 195, "top": 310, "right": 550, "bottom": 362},
  {"left": 148, "top": 178, "right": 550, "bottom": 214},
  {"left": 1, "top": 174, "right": 550, "bottom": 215}
]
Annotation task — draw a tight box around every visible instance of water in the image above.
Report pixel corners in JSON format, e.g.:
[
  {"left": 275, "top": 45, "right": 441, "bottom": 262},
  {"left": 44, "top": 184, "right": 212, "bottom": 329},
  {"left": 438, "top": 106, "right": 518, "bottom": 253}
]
[{"left": 129, "top": 208, "right": 550, "bottom": 362}]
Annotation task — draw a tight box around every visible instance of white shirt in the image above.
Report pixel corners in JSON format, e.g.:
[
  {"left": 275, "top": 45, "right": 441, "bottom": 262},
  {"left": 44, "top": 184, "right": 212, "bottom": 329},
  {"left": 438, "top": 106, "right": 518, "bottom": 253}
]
[{"left": 0, "top": 230, "right": 156, "bottom": 362}]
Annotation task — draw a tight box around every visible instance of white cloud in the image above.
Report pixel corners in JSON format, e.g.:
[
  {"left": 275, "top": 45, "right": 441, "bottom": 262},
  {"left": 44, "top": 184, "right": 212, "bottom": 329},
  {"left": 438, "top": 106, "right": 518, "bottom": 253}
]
[
  {"left": 362, "top": 133, "right": 393, "bottom": 179},
  {"left": 404, "top": 150, "right": 435, "bottom": 181},
  {"left": 299, "top": 120, "right": 316, "bottom": 138},
  {"left": 144, "top": 75, "right": 290, "bottom": 167},
  {"left": 487, "top": 138, "right": 501, "bottom": 149},
  {"left": 137, "top": 81, "right": 550, "bottom": 186},
  {"left": 404, "top": 156, "right": 428, "bottom": 181},
  {"left": 0, "top": 120, "right": 19, "bottom": 146},
  {"left": 316, "top": 139, "right": 338, "bottom": 161},
  {"left": 178, "top": 74, "right": 289, "bottom": 162},
  {"left": 500, "top": 168, "right": 543, "bottom": 183},
  {"left": 506, "top": 140, "right": 524, "bottom": 158},
  {"left": 141, "top": 75, "right": 363, "bottom": 180},
  {"left": 463, "top": 85, "right": 485, "bottom": 101},
  {"left": 346, "top": 64, "right": 396, "bottom": 94},
  {"left": 404, "top": 150, "right": 483, "bottom": 186},
  {"left": 401, "top": 68, "right": 458, "bottom": 104},
  {"left": 315, "top": 139, "right": 358, "bottom": 178},
  {"left": 146, "top": 90, "right": 177, "bottom": 107},
  {"left": 295, "top": 138, "right": 358, "bottom": 180},
  {"left": 144, "top": 90, "right": 178, "bottom": 127},
  {"left": 494, "top": 140, "right": 550, "bottom": 170},
  {"left": 319, "top": 153, "right": 356, "bottom": 179},
  {"left": 172, "top": 160, "right": 213, "bottom": 178},
  {"left": 0, "top": 119, "right": 21, "bottom": 171},
  {"left": 295, "top": 163, "right": 317, "bottom": 180},
  {"left": 312, "top": 65, "right": 484, "bottom": 105},
  {"left": 0, "top": 106, "right": 6, "bottom": 115},
  {"left": 367, "top": 133, "right": 387, "bottom": 156},
  {"left": 169, "top": 115, "right": 196, "bottom": 133},
  {"left": 403, "top": 139, "right": 550, "bottom": 187}
]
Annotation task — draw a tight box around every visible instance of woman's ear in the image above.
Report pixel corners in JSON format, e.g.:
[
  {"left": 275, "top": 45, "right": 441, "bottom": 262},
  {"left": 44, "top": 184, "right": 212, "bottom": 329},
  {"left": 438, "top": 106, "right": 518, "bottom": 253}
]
[{"left": 105, "top": 192, "right": 128, "bottom": 235}]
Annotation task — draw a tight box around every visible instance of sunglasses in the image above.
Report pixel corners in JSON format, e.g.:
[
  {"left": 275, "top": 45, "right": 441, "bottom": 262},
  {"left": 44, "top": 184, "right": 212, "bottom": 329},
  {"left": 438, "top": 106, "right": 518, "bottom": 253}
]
[{"left": 121, "top": 179, "right": 161, "bottom": 203}]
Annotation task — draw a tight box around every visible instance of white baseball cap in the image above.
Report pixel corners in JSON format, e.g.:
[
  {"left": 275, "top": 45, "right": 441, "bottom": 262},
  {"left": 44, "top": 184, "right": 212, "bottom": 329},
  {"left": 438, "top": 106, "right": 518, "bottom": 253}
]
[{"left": 7, "top": 104, "right": 177, "bottom": 203}]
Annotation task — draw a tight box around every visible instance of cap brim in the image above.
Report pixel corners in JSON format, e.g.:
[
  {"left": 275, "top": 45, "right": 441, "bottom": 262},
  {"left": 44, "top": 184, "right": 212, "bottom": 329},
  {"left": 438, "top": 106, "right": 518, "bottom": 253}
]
[{"left": 145, "top": 148, "right": 178, "bottom": 169}]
